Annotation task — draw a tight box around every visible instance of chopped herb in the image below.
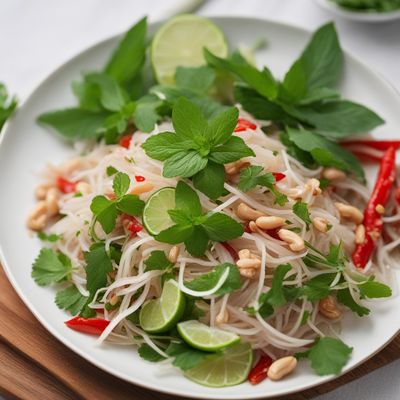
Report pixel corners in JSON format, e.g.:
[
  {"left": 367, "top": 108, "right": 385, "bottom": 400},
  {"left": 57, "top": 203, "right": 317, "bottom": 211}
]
[{"left": 293, "top": 201, "right": 312, "bottom": 230}]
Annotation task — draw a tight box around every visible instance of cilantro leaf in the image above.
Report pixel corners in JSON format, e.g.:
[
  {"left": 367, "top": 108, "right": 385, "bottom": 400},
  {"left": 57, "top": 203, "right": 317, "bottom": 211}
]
[
  {"left": 299, "top": 337, "right": 353, "bottom": 376},
  {"left": 37, "top": 232, "right": 62, "bottom": 242},
  {"left": 138, "top": 343, "right": 166, "bottom": 362},
  {"left": 166, "top": 341, "right": 207, "bottom": 371},
  {"left": 337, "top": 288, "right": 370, "bottom": 317},
  {"left": 293, "top": 201, "right": 311, "bottom": 230},
  {"left": 55, "top": 285, "right": 88, "bottom": 315},
  {"left": 358, "top": 280, "right": 392, "bottom": 299},
  {"left": 302, "top": 273, "right": 336, "bottom": 301},
  {"left": 185, "top": 263, "right": 241, "bottom": 295},
  {"left": 144, "top": 250, "right": 174, "bottom": 272},
  {"left": 84, "top": 243, "right": 113, "bottom": 296},
  {"left": 32, "top": 249, "right": 73, "bottom": 286},
  {"left": 113, "top": 172, "right": 130, "bottom": 198},
  {"left": 261, "top": 264, "right": 293, "bottom": 307},
  {"left": 0, "top": 83, "right": 17, "bottom": 131},
  {"left": 238, "top": 166, "right": 288, "bottom": 205}
]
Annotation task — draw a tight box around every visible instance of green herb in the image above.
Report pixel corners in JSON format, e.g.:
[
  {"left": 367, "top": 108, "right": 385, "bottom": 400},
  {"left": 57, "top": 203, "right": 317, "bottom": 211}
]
[
  {"left": 297, "top": 337, "right": 353, "bottom": 376},
  {"left": 175, "top": 66, "right": 216, "bottom": 94},
  {"left": 300, "top": 310, "right": 310, "bottom": 325},
  {"left": 138, "top": 343, "right": 166, "bottom": 362},
  {"left": 337, "top": 288, "right": 370, "bottom": 316},
  {"left": 31, "top": 249, "right": 73, "bottom": 286},
  {"left": 293, "top": 201, "right": 311, "bottom": 230},
  {"left": 90, "top": 172, "right": 144, "bottom": 234},
  {"left": 185, "top": 263, "right": 241, "bottom": 295},
  {"left": 166, "top": 341, "right": 208, "bottom": 371},
  {"left": 329, "top": 0, "right": 400, "bottom": 12},
  {"left": 319, "top": 178, "right": 330, "bottom": 190},
  {"left": 55, "top": 285, "right": 88, "bottom": 315},
  {"left": 144, "top": 250, "right": 174, "bottom": 272},
  {"left": 0, "top": 83, "right": 17, "bottom": 131},
  {"left": 358, "top": 279, "right": 392, "bottom": 298},
  {"left": 37, "top": 232, "right": 62, "bottom": 242},
  {"left": 106, "top": 166, "right": 118, "bottom": 176},
  {"left": 301, "top": 273, "right": 337, "bottom": 301},
  {"left": 142, "top": 98, "right": 254, "bottom": 199},
  {"left": 238, "top": 166, "right": 288, "bottom": 205},
  {"left": 155, "top": 182, "right": 243, "bottom": 256}
]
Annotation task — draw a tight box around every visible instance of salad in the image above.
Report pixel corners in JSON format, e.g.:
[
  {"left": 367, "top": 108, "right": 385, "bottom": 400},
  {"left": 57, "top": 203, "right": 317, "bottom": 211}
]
[{"left": 27, "top": 15, "right": 399, "bottom": 387}]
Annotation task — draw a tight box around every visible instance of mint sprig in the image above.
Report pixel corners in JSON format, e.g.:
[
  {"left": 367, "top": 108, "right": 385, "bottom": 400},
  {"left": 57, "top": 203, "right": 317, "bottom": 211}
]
[
  {"left": 155, "top": 182, "right": 243, "bottom": 256},
  {"left": 142, "top": 97, "right": 254, "bottom": 199}
]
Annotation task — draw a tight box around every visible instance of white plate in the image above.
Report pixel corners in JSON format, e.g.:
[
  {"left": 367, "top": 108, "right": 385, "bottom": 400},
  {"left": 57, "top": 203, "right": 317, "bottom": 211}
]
[
  {"left": 0, "top": 16, "right": 399, "bottom": 399},
  {"left": 314, "top": 0, "right": 400, "bottom": 22}
]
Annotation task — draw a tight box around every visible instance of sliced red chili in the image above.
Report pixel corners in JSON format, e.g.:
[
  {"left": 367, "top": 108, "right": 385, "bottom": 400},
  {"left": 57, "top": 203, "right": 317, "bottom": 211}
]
[
  {"left": 119, "top": 134, "right": 132, "bottom": 149},
  {"left": 221, "top": 242, "right": 239, "bottom": 261},
  {"left": 352, "top": 146, "right": 396, "bottom": 269},
  {"left": 342, "top": 140, "right": 400, "bottom": 151},
  {"left": 135, "top": 175, "right": 145, "bottom": 182},
  {"left": 56, "top": 177, "right": 77, "bottom": 194},
  {"left": 122, "top": 215, "right": 143, "bottom": 236},
  {"left": 395, "top": 187, "right": 400, "bottom": 205},
  {"left": 248, "top": 355, "right": 273, "bottom": 385},
  {"left": 65, "top": 317, "right": 109, "bottom": 336},
  {"left": 243, "top": 222, "right": 252, "bottom": 233},
  {"left": 234, "top": 117, "right": 257, "bottom": 132},
  {"left": 272, "top": 172, "right": 286, "bottom": 182}
]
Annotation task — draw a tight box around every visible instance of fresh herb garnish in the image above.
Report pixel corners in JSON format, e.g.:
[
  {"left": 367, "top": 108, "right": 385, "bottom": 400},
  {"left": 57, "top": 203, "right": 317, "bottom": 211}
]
[
  {"left": 293, "top": 201, "right": 311, "bottom": 230},
  {"left": 55, "top": 285, "right": 89, "bottom": 315},
  {"left": 155, "top": 181, "right": 243, "bottom": 256},
  {"left": 138, "top": 344, "right": 166, "bottom": 362},
  {"left": 337, "top": 288, "right": 370, "bottom": 317},
  {"left": 144, "top": 250, "right": 174, "bottom": 272},
  {"left": 37, "top": 231, "right": 62, "bottom": 242},
  {"left": 166, "top": 341, "right": 208, "bottom": 371},
  {"left": 142, "top": 98, "right": 254, "bottom": 199},
  {"left": 0, "top": 83, "right": 17, "bottom": 131}
]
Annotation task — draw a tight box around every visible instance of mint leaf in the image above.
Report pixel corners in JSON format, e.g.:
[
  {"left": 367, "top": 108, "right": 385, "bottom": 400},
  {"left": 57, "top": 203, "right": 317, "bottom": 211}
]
[
  {"left": 96, "top": 202, "right": 119, "bottom": 234},
  {"left": 138, "top": 343, "right": 166, "bottom": 362},
  {"left": 32, "top": 249, "right": 73, "bottom": 286},
  {"left": 84, "top": 243, "right": 113, "bottom": 296},
  {"left": 209, "top": 136, "right": 255, "bottom": 164},
  {"left": 206, "top": 106, "right": 239, "bottom": 146},
  {"left": 202, "top": 213, "right": 244, "bottom": 242},
  {"left": 105, "top": 17, "right": 147, "bottom": 85},
  {"left": 301, "top": 337, "right": 353, "bottom": 376},
  {"left": 358, "top": 280, "right": 392, "bottom": 299},
  {"left": 175, "top": 66, "right": 216, "bottom": 93},
  {"left": 175, "top": 181, "right": 202, "bottom": 218},
  {"left": 0, "top": 82, "right": 17, "bottom": 130},
  {"left": 156, "top": 224, "right": 194, "bottom": 244},
  {"left": 293, "top": 201, "right": 311, "bottom": 230},
  {"left": 184, "top": 226, "right": 210, "bottom": 257},
  {"left": 106, "top": 166, "right": 118, "bottom": 176},
  {"left": 192, "top": 161, "right": 225, "bottom": 200},
  {"left": 185, "top": 263, "right": 241, "bottom": 295},
  {"left": 144, "top": 250, "right": 174, "bottom": 272},
  {"left": 113, "top": 172, "right": 130, "bottom": 198},
  {"left": 116, "top": 194, "right": 145, "bottom": 216},
  {"left": 337, "top": 288, "right": 370, "bottom": 317},
  {"left": 55, "top": 285, "right": 88, "bottom": 315},
  {"left": 163, "top": 151, "right": 208, "bottom": 178},
  {"left": 37, "top": 108, "right": 108, "bottom": 140}
]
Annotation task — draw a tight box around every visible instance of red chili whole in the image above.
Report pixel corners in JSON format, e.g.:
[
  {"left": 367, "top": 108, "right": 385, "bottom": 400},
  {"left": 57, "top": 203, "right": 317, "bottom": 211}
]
[
  {"left": 234, "top": 117, "right": 257, "bottom": 132},
  {"left": 56, "top": 177, "right": 78, "bottom": 194},
  {"left": 119, "top": 134, "right": 132, "bottom": 149},
  {"left": 221, "top": 242, "right": 239, "bottom": 261},
  {"left": 352, "top": 146, "right": 396, "bottom": 269},
  {"left": 248, "top": 355, "right": 274, "bottom": 385},
  {"left": 65, "top": 317, "right": 109, "bottom": 335}
]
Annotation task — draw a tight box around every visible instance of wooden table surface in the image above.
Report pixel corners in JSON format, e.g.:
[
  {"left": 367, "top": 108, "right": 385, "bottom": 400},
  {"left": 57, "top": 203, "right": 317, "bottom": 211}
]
[{"left": 0, "top": 265, "right": 399, "bottom": 400}]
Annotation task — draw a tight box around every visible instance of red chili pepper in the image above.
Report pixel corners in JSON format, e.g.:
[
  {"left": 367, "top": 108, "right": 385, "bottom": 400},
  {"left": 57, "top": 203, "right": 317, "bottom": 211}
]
[
  {"left": 56, "top": 177, "right": 78, "bottom": 193},
  {"left": 350, "top": 151, "right": 383, "bottom": 163},
  {"left": 248, "top": 355, "right": 273, "bottom": 385},
  {"left": 395, "top": 187, "right": 400, "bottom": 205},
  {"left": 135, "top": 175, "right": 145, "bottom": 182},
  {"left": 122, "top": 215, "right": 143, "bottom": 236},
  {"left": 352, "top": 146, "right": 396, "bottom": 269},
  {"left": 119, "top": 134, "right": 132, "bottom": 149},
  {"left": 234, "top": 118, "right": 257, "bottom": 132},
  {"left": 272, "top": 172, "right": 286, "bottom": 182},
  {"left": 243, "top": 222, "right": 252, "bottom": 233},
  {"left": 342, "top": 140, "right": 400, "bottom": 151},
  {"left": 265, "top": 227, "right": 281, "bottom": 240},
  {"left": 65, "top": 317, "right": 109, "bottom": 336},
  {"left": 221, "top": 242, "right": 239, "bottom": 261}
]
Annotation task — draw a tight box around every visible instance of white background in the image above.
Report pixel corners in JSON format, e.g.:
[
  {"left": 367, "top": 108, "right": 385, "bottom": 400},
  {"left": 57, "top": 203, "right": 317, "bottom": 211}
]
[{"left": 0, "top": 0, "right": 399, "bottom": 399}]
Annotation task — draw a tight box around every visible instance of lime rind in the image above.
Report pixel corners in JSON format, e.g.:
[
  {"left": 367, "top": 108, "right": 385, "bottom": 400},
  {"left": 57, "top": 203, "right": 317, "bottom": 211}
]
[
  {"left": 177, "top": 320, "right": 240, "bottom": 352},
  {"left": 139, "top": 280, "right": 185, "bottom": 333},
  {"left": 185, "top": 342, "right": 253, "bottom": 387}
]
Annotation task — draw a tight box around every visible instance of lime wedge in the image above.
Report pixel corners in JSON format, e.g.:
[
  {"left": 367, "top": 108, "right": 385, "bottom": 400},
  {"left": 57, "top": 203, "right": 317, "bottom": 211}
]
[
  {"left": 185, "top": 342, "right": 253, "bottom": 387},
  {"left": 177, "top": 320, "right": 240, "bottom": 352},
  {"left": 151, "top": 14, "right": 228, "bottom": 84},
  {"left": 142, "top": 187, "right": 175, "bottom": 235},
  {"left": 140, "top": 280, "right": 185, "bottom": 333}
]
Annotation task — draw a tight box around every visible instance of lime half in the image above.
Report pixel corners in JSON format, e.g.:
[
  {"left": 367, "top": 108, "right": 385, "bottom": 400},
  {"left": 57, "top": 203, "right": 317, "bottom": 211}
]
[
  {"left": 143, "top": 187, "right": 175, "bottom": 235},
  {"left": 185, "top": 342, "right": 253, "bottom": 387},
  {"left": 177, "top": 320, "right": 240, "bottom": 352},
  {"left": 151, "top": 14, "right": 228, "bottom": 85},
  {"left": 140, "top": 280, "right": 185, "bottom": 333}
]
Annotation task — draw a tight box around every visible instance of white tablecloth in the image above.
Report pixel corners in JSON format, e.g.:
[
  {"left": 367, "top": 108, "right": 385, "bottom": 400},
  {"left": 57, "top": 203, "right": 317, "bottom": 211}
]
[{"left": 0, "top": 1, "right": 399, "bottom": 399}]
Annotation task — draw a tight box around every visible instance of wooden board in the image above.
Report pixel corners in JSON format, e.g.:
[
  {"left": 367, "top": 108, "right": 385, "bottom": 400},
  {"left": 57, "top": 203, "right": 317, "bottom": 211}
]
[{"left": 0, "top": 265, "right": 399, "bottom": 400}]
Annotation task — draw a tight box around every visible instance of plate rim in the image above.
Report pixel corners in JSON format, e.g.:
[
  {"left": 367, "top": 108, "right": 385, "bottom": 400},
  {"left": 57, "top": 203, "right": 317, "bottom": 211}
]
[{"left": 0, "top": 15, "right": 399, "bottom": 399}]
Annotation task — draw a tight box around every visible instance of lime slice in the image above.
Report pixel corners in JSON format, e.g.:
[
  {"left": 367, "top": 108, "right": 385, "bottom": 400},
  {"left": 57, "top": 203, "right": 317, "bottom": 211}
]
[
  {"left": 140, "top": 280, "right": 185, "bottom": 333},
  {"left": 177, "top": 320, "right": 240, "bottom": 352},
  {"left": 143, "top": 187, "right": 175, "bottom": 235},
  {"left": 185, "top": 342, "right": 253, "bottom": 387},
  {"left": 151, "top": 14, "right": 228, "bottom": 84}
]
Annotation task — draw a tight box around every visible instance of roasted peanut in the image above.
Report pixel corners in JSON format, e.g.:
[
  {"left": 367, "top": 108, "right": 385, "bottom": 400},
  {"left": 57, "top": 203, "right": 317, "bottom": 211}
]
[
  {"left": 249, "top": 221, "right": 258, "bottom": 232},
  {"left": 255, "top": 216, "right": 285, "bottom": 230},
  {"left": 322, "top": 168, "right": 346, "bottom": 181},
  {"left": 334, "top": 202, "right": 364, "bottom": 224},
  {"left": 238, "top": 249, "right": 251, "bottom": 259},
  {"left": 355, "top": 224, "right": 366, "bottom": 244},
  {"left": 305, "top": 178, "right": 322, "bottom": 196},
  {"left": 130, "top": 183, "right": 154, "bottom": 195},
  {"left": 236, "top": 203, "right": 265, "bottom": 221},
  {"left": 35, "top": 183, "right": 53, "bottom": 200},
  {"left": 236, "top": 258, "right": 261, "bottom": 269},
  {"left": 312, "top": 217, "right": 329, "bottom": 233},
  {"left": 45, "top": 188, "right": 60, "bottom": 216},
  {"left": 168, "top": 246, "right": 180, "bottom": 263},
  {"left": 26, "top": 201, "right": 48, "bottom": 231},
  {"left": 239, "top": 268, "right": 257, "bottom": 279},
  {"left": 216, "top": 309, "right": 229, "bottom": 325},
  {"left": 267, "top": 356, "right": 297, "bottom": 381},
  {"left": 375, "top": 204, "right": 385, "bottom": 215},
  {"left": 319, "top": 296, "right": 342, "bottom": 320},
  {"left": 278, "top": 229, "right": 305, "bottom": 252}
]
